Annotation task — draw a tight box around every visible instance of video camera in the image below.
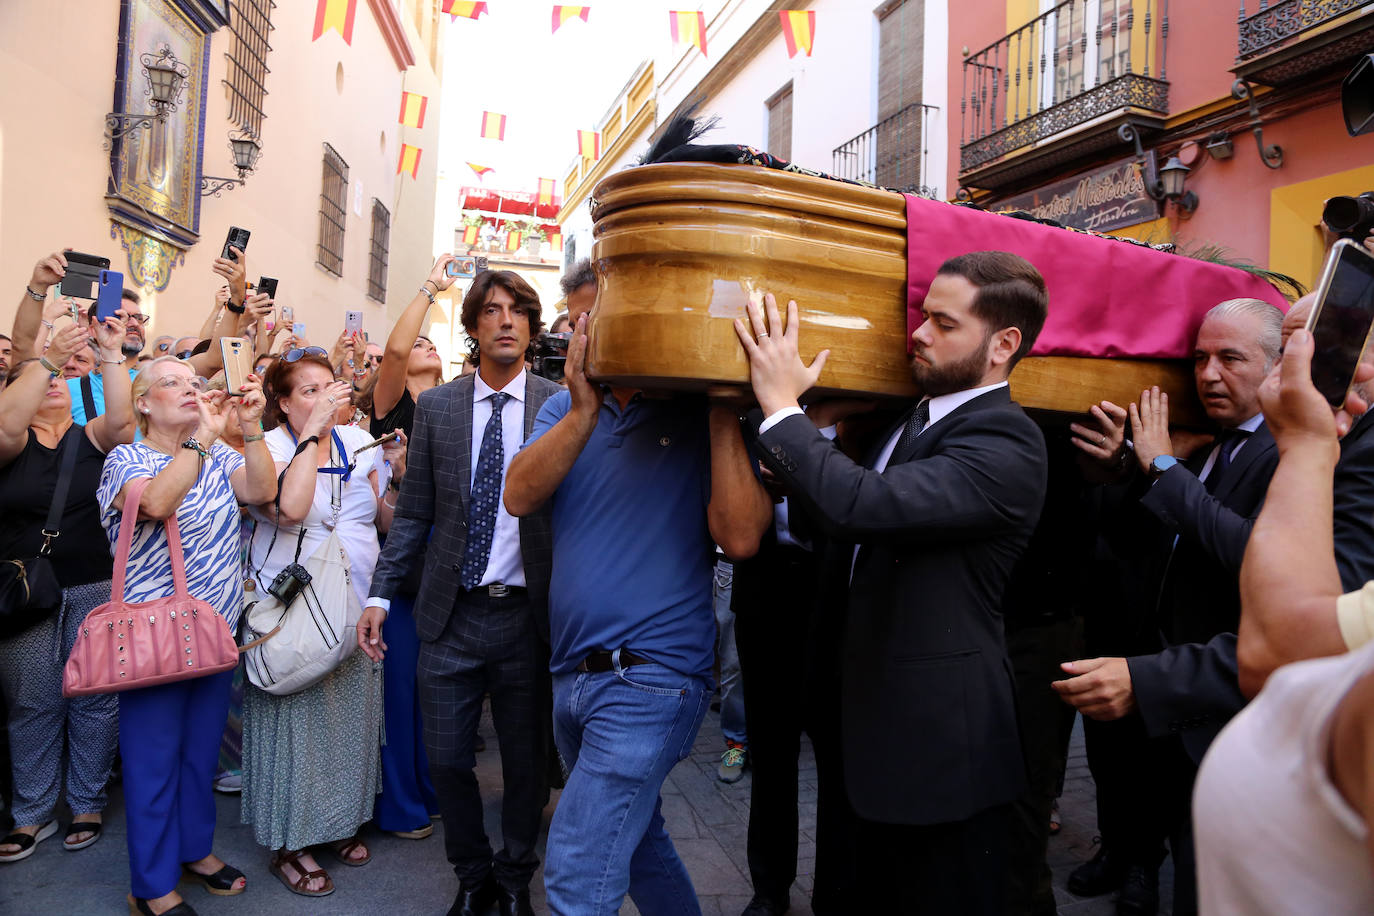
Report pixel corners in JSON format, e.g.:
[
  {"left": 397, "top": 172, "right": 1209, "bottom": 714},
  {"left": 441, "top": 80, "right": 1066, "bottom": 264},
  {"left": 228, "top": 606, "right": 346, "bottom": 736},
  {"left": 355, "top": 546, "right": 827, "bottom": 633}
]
[
  {"left": 1324, "top": 192, "right": 1374, "bottom": 244},
  {"left": 531, "top": 331, "right": 570, "bottom": 383}
]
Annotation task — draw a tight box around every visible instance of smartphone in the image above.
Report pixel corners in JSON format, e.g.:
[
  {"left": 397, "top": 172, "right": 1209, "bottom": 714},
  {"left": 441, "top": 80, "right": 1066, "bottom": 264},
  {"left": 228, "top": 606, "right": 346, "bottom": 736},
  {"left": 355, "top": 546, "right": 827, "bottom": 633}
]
[
  {"left": 474, "top": 256, "right": 489, "bottom": 276},
  {"left": 257, "top": 276, "right": 278, "bottom": 301},
  {"left": 344, "top": 310, "right": 363, "bottom": 334},
  {"left": 281, "top": 305, "right": 294, "bottom": 323},
  {"left": 220, "top": 337, "right": 252, "bottom": 397},
  {"left": 59, "top": 251, "right": 111, "bottom": 299},
  {"left": 222, "top": 226, "right": 251, "bottom": 261},
  {"left": 292, "top": 322, "right": 306, "bottom": 338},
  {"left": 95, "top": 270, "right": 124, "bottom": 322},
  {"left": 1306, "top": 238, "right": 1374, "bottom": 406},
  {"left": 263, "top": 312, "right": 276, "bottom": 332}
]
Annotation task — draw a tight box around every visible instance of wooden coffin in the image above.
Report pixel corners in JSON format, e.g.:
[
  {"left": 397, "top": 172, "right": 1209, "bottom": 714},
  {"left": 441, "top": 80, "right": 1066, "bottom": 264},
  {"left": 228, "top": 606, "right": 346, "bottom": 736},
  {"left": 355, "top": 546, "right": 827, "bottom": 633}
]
[{"left": 587, "top": 163, "right": 1199, "bottom": 421}]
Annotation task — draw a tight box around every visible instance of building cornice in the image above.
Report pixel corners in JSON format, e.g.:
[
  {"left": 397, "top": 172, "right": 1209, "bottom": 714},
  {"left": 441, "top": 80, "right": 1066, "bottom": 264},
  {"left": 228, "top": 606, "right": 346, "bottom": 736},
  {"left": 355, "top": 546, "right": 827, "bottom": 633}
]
[{"left": 368, "top": 0, "right": 416, "bottom": 71}]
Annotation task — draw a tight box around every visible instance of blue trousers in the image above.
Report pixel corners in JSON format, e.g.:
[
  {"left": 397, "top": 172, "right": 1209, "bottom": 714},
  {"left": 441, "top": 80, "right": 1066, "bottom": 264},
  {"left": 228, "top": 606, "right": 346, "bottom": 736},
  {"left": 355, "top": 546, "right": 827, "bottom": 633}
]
[
  {"left": 545, "top": 659, "right": 710, "bottom": 916},
  {"left": 374, "top": 591, "right": 439, "bottom": 831},
  {"left": 119, "top": 668, "right": 234, "bottom": 900}
]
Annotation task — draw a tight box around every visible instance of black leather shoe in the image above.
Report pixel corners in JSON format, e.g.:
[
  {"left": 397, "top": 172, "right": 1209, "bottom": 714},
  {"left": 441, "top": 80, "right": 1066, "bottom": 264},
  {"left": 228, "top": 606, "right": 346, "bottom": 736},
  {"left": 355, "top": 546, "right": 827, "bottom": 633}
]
[
  {"left": 1067, "top": 842, "right": 1127, "bottom": 897},
  {"left": 741, "top": 895, "right": 789, "bottom": 915},
  {"left": 447, "top": 876, "right": 498, "bottom": 916},
  {"left": 1116, "top": 864, "right": 1160, "bottom": 916},
  {"left": 496, "top": 884, "right": 534, "bottom": 916}
]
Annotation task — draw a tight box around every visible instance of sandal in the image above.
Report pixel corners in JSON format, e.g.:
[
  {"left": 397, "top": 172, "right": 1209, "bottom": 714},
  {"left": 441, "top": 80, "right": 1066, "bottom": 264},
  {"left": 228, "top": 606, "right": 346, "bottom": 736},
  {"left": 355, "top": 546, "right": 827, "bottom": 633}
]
[
  {"left": 0, "top": 821, "right": 58, "bottom": 863},
  {"left": 64, "top": 819, "right": 103, "bottom": 851},
  {"left": 181, "top": 861, "right": 246, "bottom": 896},
  {"left": 387, "top": 823, "right": 433, "bottom": 840},
  {"left": 270, "top": 849, "right": 334, "bottom": 898},
  {"left": 127, "top": 895, "right": 198, "bottom": 915},
  {"left": 326, "top": 834, "right": 372, "bottom": 867}
]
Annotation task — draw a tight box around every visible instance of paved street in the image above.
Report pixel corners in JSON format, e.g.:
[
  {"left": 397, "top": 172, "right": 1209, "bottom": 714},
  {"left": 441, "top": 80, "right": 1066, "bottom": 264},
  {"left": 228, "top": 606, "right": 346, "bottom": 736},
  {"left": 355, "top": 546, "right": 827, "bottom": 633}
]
[{"left": 3, "top": 704, "right": 1172, "bottom": 914}]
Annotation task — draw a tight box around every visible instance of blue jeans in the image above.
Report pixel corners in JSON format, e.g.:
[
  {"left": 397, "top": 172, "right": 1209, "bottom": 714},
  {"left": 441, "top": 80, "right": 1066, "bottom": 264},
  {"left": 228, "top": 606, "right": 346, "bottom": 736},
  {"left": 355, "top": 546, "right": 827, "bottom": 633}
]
[
  {"left": 712, "top": 558, "right": 746, "bottom": 746},
  {"left": 545, "top": 658, "right": 711, "bottom": 916}
]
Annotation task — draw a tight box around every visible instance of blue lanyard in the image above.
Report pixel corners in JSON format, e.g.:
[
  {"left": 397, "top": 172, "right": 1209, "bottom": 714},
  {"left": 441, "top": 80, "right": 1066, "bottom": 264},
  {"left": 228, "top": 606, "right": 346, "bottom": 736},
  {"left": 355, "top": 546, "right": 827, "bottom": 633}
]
[{"left": 285, "top": 424, "right": 352, "bottom": 483}]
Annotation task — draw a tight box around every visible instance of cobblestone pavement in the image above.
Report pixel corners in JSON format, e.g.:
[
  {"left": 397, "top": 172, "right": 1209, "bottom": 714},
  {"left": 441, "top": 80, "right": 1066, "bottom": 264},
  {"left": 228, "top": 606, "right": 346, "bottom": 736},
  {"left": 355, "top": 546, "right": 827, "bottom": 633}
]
[{"left": 2, "top": 703, "right": 1173, "bottom": 914}]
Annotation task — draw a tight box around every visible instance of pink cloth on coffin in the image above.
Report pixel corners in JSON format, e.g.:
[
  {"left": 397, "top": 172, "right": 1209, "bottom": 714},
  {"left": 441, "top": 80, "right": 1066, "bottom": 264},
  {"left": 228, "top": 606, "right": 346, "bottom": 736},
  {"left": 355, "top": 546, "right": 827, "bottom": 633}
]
[{"left": 904, "top": 195, "right": 1289, "bottom": 359}]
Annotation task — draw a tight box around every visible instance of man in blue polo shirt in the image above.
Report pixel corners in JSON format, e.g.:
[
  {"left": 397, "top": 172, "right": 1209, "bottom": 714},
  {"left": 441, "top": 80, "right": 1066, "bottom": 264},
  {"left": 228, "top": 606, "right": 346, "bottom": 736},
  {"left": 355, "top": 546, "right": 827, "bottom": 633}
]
[{"left": 505, "top": 313, "right": 771, "bottom": 915}]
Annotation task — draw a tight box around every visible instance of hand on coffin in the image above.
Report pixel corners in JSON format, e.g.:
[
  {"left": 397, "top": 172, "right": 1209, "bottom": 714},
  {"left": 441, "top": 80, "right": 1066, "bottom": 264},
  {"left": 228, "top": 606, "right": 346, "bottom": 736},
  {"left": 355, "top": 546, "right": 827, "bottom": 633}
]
[{"left": 733, "top": 292, "right": 830, "bottom": 417}]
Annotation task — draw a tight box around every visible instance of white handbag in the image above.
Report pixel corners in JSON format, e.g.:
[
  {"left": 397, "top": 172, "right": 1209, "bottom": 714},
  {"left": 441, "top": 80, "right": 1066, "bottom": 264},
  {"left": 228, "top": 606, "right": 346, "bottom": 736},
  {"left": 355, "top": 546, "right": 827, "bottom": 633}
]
[{"left": 240, "top": 529, "right": 361, "bottom": 696}]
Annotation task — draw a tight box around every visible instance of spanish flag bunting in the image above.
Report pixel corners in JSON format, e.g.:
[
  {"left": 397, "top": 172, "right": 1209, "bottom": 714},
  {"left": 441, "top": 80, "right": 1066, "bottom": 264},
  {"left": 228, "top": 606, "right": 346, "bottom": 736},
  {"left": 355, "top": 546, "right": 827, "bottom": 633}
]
[
  {"left": 480, "top": 111, "right": 507, "bottom": 140},
  {"left": 398, "top": 91, "right": 428, "bottom": 128},
  {"left": 462, "top": 224, "right": 480, "bottom": 246},
  {"left": 779, "top": 10, "right": 815, "bottom": 57},
  {"left": 312, "top": 0, "right": 357, "bottom": 44},
  {"left": 552, "top": 5, "right": 590, "bottom": 33},
  {"left": 537, "top": 177, "right": 557, "bottom": 206},
  {"left": 443, "top": 0, "right": 488, "bottom": 20},
  {"left": 397, "top": 144, "right": 422, "bottom": 179},
  {"left": 669, "top": 10, "right": 707, "bottom": 57},
  {"left": 468, "top": 162, "right": 494, "bottom": 178},
  {"left": 506, "top": 230, "right": 523, "bottom": 251},
  {"left": 548, "top": 232, "right": 563, "bottom": 252},
  {"left": 576, "top": 130, "right": 601, "bottom": 160}
]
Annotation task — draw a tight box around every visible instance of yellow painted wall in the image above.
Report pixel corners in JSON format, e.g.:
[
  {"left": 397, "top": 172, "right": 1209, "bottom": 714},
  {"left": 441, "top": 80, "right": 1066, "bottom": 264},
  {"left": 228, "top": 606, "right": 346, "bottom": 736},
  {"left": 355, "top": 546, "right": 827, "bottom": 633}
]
[{"left": 1270, "top": 164, "right": 1374, "bottom": 293}]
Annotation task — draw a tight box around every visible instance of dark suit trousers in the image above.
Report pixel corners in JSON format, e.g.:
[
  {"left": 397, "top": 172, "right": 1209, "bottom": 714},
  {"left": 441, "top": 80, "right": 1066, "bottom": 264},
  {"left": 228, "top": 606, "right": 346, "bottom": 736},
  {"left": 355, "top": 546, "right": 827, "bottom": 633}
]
[
  {"left": 735, "top": 543, "right": 857, "bottom": 912},
  {"left": 856, "top": 804, "right": 1011, "bottom": 914},
  {"left": 417, "top": 589, "right": 548, "bottom": 890}
]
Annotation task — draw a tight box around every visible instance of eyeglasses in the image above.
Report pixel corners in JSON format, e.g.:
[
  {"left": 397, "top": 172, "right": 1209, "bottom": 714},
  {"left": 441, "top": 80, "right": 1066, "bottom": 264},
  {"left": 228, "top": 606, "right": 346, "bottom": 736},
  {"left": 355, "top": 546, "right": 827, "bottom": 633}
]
[
  {"left": 154, "top": 375, "right": 209, "bottom": 392},
  {"left": 122, "top": 313, "right": 150, "bottom": 324},
  {"left": 175, "top": 350, "right": 193, "bottom": 360},
  {"left": 154, "top": 342, "right": 171, "bottom": 352},
  {"left": 365, "top": 354, "right": 383, "bottom": 366},
  {"left": 283, "top": 346, "right": 329, "bottom": 363}
]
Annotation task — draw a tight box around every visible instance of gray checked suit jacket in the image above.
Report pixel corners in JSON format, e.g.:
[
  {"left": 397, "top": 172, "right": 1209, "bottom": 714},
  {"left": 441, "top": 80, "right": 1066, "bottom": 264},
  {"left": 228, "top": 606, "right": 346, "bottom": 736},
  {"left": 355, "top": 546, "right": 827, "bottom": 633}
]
[{"left": 370, "top": 370, "right": 559, "bottom": 644}]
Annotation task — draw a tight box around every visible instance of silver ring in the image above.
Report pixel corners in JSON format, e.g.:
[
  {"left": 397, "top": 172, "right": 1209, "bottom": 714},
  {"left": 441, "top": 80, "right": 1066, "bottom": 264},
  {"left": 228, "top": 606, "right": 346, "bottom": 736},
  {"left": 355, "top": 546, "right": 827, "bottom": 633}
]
[
  {"left": 1099, "top": 435, "right": 1106, "bottom": 446},
  {"left": 328, "top": 397, "right": 336, "bottom": 404}
]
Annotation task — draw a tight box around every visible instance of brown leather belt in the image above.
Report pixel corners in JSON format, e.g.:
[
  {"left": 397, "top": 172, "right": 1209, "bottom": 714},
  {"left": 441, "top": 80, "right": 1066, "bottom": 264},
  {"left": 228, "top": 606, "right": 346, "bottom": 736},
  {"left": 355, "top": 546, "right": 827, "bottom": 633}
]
[{"left": 575, "top": 649, "right": 652, "bottom": 673}]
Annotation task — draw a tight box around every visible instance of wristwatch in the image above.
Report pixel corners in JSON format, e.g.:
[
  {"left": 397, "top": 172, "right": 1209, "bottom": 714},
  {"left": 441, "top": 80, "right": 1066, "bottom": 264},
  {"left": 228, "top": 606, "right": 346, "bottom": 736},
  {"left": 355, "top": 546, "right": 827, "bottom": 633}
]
[
  {"left": 181, "top": 437, "right": 210, "bottom": 460},
  {"left": 1149, "top": 454, "right": 1179, "bottom": 479}
]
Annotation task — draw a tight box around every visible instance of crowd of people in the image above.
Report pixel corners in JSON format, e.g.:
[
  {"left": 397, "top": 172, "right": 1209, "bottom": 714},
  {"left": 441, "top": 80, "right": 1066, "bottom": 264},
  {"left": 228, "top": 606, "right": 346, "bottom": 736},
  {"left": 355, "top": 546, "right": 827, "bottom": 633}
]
[{"left": 0, "top": 222, "right": 1371, "bottom": 916}]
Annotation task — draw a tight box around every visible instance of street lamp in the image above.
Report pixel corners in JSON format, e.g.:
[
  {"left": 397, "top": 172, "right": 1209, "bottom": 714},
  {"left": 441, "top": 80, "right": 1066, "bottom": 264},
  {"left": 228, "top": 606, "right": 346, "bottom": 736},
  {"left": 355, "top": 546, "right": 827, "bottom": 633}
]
[
  {"left": 202, "top": 129, "right": 263, "bottom": 198},
  {"left": 103, "top": 44, "right": 190, "bottom": 148}
]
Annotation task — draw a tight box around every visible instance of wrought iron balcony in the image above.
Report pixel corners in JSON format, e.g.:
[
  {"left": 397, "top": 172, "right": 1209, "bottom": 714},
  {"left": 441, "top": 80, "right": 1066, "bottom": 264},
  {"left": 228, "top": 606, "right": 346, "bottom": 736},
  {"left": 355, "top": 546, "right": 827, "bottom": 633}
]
[
  {"left": 832, "top": 103, "right": 940, "bottom": 196},
  {"left": 959, "top": 0, "right": 1170, "bottom": 189},
  {"left": 1234, "top": 0, "right": 1374, "bottom": 86}
]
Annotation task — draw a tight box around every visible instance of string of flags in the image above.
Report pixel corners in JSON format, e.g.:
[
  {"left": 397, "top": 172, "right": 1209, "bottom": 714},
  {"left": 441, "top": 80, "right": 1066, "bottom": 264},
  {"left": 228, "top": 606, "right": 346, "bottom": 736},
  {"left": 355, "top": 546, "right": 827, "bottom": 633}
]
[
  {"left": 668, "top": 10, "right": 707, "bottom": 58},
  {"left": 443, "top": 1, "right": 488, "bottom": 20},
  {"left": 551, "top": 5, "right": 589, "bottom": 33}
]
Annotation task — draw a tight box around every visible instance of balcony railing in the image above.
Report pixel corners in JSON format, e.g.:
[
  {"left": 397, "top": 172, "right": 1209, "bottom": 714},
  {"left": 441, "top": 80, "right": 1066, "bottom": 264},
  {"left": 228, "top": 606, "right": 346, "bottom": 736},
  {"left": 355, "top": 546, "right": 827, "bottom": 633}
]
[
  {"left": 960, "top": 0, "right": 1170, "bottom": 176},
  {"left": 1237, "top": 0, "right": 1372, "bottom": 60},
  {"left": 832, "top": 103, "right": 939, "bottom": 196}
]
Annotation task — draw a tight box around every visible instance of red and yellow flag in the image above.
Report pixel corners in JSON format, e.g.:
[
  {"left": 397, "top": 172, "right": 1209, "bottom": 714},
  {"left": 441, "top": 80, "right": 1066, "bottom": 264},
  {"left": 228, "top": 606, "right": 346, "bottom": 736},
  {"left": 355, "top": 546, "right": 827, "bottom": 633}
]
[
  {"left": 462, "top": 224, "right": 480, "bottom": 246},
  {"left": 506, "top": 230, "right": 523, "bottom": 251},
  {"left": 397, "top": 144, "right": 422, "bottom": 178},
  {"left": 548, "top": 232, "right": 563, "bottom": 253},
  {"left": 576, "top": 130, "right": 601, "bottom": 160},
  {"left": 552, "top": 5, "right": 590, "bottom": 33},
  {"left": 480, "top": 111, "right": 507, "bottom": 140},
  {"left": 398, "top": 91, "right": 428, "bottom": 129},
  {"left": 312, "top": 0, "right": 357, "bottom": 44},
  {"left": 537, "top": 178, "right": 557, "bottom": 206},
  {"left": 669, "top": 10, "right": 707, "bottom": 57},
  {"left": 468, "top": 162, "right": 494, "bottom": 178},
  {"left": 442, "top": 1, "right": 488, "bottom": 20},
  {"left": 779, "top": 10, "right": 815, "bottom": 57}
]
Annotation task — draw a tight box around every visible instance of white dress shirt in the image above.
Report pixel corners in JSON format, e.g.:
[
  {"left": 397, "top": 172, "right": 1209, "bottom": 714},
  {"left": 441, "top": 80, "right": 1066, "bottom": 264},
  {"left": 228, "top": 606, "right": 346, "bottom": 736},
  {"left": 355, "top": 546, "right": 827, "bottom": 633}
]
[{"left": 470, "top": 369, "right": 527, "bottom": 588}]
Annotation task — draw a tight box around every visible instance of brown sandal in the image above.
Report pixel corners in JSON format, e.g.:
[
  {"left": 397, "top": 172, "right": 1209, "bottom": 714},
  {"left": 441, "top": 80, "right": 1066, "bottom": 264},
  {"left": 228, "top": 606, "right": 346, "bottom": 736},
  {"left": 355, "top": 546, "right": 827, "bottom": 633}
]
[
  {"left": 326, "top": 834, "right": 371, "bottom": 867},
  {"left": 270, "top": 849, "right": 334, "bottom": 897}
]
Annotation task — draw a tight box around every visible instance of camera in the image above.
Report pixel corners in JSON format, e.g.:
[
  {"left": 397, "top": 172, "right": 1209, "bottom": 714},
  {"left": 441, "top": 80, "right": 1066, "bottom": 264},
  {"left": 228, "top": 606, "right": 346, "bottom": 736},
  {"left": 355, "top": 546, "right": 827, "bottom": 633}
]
[
  {"left": 267, "top": 563, "right": 312, "bottom": 606},
  {"left": 532, "top": 331, "right": 571, "bottom": 383},
  {"left": 1322, "top": 191, "right": 1374, "bottom": 243}
]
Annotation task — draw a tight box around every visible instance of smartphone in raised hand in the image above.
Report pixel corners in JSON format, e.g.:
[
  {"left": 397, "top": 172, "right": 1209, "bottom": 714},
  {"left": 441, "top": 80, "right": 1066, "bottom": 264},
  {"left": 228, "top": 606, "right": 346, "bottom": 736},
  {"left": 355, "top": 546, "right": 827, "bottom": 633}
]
[
  {"left": 220, "top": 337, "right": 252, "bottom": 397},
  {"left": 222, "top": 226, "right": 251, "bottom": 260},
  {"left": 345, "top": 310, "right": 363, "bottom": 334},
  {"left": 1306, "top": 239, "right": 1374, "bottom": 406}
]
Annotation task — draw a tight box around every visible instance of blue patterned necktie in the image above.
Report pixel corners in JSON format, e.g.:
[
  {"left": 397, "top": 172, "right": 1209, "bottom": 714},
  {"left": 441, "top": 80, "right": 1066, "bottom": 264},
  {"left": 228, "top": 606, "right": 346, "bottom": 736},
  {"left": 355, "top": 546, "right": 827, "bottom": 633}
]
[{"left": 460, "top": 392, "right": 510, "bottom": 589}]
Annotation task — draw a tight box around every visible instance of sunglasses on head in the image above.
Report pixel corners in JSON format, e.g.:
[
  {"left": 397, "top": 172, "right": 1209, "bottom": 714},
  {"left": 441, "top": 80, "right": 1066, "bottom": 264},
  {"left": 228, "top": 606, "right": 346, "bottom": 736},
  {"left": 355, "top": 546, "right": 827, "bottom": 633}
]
[
  {"left": 283, "top": 346, "right": 329, "bottom": 363},
  {"left": 175, "top": 350, "right": 193, "bottom": 360}
]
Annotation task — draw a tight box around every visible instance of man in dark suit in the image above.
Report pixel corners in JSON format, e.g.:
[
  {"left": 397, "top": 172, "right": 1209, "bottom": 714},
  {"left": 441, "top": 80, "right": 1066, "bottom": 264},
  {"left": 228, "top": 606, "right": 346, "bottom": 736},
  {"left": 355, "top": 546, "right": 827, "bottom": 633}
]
[
  {"left": 359, "top": 266, "right": 560, "bottom": 916},
  {"left": 1060, "top": 297, "right": 1285, "bottom": 916},
  {"left": 733, "top": 251, "right": 1051, "bottom": 914}
]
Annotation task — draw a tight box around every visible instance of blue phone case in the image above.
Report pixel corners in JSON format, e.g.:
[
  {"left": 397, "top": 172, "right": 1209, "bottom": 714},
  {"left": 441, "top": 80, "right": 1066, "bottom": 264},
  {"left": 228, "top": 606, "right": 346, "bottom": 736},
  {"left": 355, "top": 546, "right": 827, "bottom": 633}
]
[{"left": 96, "top": 269, "right": 124, "bottom": 322}]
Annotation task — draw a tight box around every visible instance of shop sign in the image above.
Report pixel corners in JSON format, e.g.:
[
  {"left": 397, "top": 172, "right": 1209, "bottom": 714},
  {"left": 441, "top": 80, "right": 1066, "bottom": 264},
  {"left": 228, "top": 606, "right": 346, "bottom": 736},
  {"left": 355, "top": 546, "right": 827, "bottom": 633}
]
[{"left": 993, "top": 153, "right": 1158, "bottom": 233}]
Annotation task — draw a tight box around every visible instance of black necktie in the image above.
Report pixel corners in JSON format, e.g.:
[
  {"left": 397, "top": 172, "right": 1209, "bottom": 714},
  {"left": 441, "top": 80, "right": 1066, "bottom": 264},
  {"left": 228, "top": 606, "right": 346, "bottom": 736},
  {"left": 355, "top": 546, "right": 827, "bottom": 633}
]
[
  {"left": 460, "top": 392, "right": 510, "bottom": 588},
  {"left": 892, "top": 399, "right": 931, "bottom": 463},
  {"left": 1204, "top": 427, "right": 1251, "bottom": 494}
]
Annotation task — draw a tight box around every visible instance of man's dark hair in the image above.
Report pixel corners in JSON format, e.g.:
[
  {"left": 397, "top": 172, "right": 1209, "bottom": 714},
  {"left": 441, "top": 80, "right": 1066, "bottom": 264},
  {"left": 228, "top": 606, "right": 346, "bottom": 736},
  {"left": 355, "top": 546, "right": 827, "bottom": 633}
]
[
  {"left": 460, "top": 269, "right": 544, "bottom": 364},
  {"left": 935, "top": 250, "right": 1048, "bottom": 367},
  {"left": 0, "top": 333, "right": 11, "bottom": 343},
  {"left": 559, "top": 258, "right": 595, "bottom": 297},
  {"left": 121, "top": 288, "right": 141, "bottom": 306}
]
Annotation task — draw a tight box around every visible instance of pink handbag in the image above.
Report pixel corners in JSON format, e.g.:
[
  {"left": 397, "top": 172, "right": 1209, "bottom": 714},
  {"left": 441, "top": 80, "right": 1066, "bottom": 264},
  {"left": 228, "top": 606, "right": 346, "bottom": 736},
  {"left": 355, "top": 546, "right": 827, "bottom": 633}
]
[{"left": 63, "top": 477, "right": 240, "bottom": 697}]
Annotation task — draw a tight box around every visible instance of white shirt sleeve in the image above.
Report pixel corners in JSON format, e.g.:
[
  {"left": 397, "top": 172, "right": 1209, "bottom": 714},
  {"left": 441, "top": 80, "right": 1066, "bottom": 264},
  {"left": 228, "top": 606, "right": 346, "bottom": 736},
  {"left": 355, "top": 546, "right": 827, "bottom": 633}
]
[{"left": 758, "top": 406, "right": 806, "bottom": 435}]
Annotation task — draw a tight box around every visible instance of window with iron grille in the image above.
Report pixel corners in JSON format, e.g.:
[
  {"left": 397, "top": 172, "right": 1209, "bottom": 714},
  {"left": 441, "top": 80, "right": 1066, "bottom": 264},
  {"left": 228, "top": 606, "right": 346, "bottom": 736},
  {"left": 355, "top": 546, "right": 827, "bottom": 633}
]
[
  {"left": 317, "top": 143, "right": 349, "bottom": 276},
  {"left": 224, "top": 0, "right": 274, "bottom": 136},
  {"left": 368, "top": 199, "right": 390, "bottom": 302}
]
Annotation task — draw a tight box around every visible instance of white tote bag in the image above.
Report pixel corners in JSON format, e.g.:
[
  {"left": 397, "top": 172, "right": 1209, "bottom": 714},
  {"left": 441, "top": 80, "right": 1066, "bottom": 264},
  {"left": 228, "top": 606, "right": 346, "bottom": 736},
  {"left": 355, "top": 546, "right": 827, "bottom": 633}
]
[{"left": 240, "top": 530, "right": 361, "bottom": 696}]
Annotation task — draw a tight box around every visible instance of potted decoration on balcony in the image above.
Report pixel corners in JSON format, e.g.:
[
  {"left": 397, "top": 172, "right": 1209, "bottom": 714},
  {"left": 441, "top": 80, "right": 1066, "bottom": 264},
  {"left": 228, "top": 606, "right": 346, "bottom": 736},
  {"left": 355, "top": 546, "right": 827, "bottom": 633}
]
[{"left": 516, "top": 220, "right": 547, "bottom": 257}]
